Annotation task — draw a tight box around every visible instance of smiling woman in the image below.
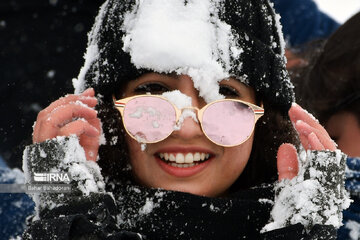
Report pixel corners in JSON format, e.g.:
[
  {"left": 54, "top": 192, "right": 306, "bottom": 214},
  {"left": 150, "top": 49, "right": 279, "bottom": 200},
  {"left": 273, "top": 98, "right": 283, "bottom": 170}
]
[{"left": 22, "top": 0, "right": 348, "bottom": 239}]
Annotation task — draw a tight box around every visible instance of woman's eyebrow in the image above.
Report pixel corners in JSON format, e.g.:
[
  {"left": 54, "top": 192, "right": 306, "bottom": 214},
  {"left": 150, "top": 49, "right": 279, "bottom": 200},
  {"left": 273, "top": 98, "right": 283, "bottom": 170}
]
[{"left": 165, "top": 72, "right": 179, "bottom": 78}]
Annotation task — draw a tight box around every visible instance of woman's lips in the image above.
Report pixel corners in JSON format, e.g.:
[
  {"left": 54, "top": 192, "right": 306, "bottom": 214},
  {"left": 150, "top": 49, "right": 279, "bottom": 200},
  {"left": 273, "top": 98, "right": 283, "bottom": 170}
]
[{"left": 155, "top": 150, "right": 214, "bottom": 177}]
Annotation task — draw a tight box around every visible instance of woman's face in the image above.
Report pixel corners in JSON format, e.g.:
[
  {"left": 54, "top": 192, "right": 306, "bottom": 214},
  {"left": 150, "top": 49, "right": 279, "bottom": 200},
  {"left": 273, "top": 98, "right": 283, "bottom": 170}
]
[{"left": 122, "top": 73, "right": 257, "bottom": 197}]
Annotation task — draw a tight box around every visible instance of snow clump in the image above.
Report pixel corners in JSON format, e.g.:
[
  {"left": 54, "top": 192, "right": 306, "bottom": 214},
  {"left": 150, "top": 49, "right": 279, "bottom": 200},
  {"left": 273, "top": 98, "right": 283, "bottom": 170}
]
[
  {"left": 262, "top": 149, "right": 351, "bottom": 232},
  {"left": 121, "top": 0, "right": 242, "bottom": 103}
]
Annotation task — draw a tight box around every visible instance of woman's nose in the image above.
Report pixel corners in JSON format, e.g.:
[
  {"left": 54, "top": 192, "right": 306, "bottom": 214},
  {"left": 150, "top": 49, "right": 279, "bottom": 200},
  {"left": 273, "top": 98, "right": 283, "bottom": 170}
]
[{"left": 171, "top": 110, "right": 204, "bottom": 140}]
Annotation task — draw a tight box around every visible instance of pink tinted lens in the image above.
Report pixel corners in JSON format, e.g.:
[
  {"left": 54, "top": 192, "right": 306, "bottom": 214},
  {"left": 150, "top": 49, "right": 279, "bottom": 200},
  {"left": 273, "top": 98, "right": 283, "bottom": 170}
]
[
  {"left": 202, "top": 100, "right": 255, "bottom": 146},
  {"left": 123, "top": 96, "right": 176, "bottom": 142}
]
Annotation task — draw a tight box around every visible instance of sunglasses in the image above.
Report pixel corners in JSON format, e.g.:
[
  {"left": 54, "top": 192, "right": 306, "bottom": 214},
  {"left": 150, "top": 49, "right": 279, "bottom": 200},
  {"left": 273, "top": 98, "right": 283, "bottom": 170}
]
[{"left": 113, "top": 95, "right": 264, "bottom": 147}]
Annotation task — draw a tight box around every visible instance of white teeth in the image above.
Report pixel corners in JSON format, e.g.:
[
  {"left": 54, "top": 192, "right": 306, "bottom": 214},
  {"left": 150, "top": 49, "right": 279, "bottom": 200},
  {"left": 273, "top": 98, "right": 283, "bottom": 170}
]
[
  {"left": 159, "top": 152, "right": 211, "bottom": 166},
  {"left": 184, "top": 153, "right": 193, "bottom": 163},
  {"left": 175, "top": 153, "right": 185, "bottom": 163},
  {"left": 170, "top": 162, "right": 196, "bottom": 168},
  {"left": 194, "top": 152, "right": 201, "bottom": 161}
]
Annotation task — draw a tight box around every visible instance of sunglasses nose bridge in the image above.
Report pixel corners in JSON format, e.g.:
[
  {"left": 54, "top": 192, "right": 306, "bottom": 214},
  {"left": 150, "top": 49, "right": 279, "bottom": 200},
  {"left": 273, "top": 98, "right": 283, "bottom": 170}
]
[{"left": 179, "top": 106, "right": 200, "bottom": 121}]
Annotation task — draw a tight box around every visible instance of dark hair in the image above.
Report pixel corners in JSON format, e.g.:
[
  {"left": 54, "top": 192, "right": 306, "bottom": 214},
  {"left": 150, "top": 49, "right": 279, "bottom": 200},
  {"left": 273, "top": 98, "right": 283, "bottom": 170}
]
[
  {"left": 78, "top": 0, "right": 298, "bottom": 192},
  {"left": 292, "top": 12, "right": 360, "bottom": 125},
  {"left": 232, "top": 104, "right": 298, "bottom": 190}
]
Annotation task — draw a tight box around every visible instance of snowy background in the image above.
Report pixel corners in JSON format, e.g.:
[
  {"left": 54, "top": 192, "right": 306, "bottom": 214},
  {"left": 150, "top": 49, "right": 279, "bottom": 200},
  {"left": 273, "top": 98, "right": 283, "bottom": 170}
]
[{"left": 314, "top": 0, "right": 360, "bottom": 23}]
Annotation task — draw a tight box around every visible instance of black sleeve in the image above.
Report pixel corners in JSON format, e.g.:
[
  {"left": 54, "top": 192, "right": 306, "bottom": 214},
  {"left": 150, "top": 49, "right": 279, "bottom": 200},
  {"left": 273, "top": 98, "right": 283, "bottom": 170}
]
[
  {"left": 22, "top": 137, "right": 145, "bottom": 240},
  {"left": 260, "top": 150, "right": 348, "bottom": 239},
  {"left": 261, "top": 223, "right": 337, "bottom": 240},
  {"left": 262, "top": 150, "right": 348, "bottom": 235},
  {"left": 23, "top": 193, "right": 144, "bottom": 240}
]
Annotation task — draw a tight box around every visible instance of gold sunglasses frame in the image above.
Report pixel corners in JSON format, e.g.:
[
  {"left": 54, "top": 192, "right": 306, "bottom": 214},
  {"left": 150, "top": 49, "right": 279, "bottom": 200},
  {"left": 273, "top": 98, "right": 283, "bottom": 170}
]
[{"left": 113, "top": 95, "right": 264, "bottom": 147}]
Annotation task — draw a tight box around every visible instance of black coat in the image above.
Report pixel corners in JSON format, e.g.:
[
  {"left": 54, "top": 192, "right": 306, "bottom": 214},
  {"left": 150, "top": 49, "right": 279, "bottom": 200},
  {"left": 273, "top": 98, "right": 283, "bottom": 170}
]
[{"left": 23, "top": 185, "right": 336, "bottom": 240}]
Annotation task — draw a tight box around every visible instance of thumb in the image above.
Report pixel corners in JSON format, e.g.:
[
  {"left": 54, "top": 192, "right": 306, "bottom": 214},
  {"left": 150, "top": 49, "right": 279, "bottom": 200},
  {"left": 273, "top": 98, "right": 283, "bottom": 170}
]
[{"left": 277, "top": 143, "right": 299, "bottom": 180}]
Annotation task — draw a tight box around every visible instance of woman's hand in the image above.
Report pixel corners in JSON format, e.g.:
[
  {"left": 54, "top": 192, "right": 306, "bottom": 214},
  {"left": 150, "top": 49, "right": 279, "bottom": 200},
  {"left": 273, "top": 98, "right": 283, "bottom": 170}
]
[
  {"left": 33, "top": 88, "right": 101, "bottom": 161},
  {"left": 277, "top": 103, "right": 337, "bottom": 180}
]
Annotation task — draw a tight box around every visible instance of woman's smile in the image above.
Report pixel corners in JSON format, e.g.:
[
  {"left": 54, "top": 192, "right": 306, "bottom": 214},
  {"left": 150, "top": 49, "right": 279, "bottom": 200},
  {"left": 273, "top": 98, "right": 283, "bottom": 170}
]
[{"left": 155, "top": 146, "right": 214, "bottom": 177}]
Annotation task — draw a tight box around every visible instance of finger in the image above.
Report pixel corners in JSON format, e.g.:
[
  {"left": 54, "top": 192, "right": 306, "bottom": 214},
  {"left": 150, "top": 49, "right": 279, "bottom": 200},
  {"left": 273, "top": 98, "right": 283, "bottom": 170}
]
[
  {"left": 87, "top": 117, "right": 102, "bottom": 134},
  {"left": 294, "top": 120, "right": 336, "bottom": 151},
  {"left": 289, "top": 103, "right": 336, "bottom": 150},
  {"left": 46, "top": 95, "right": 98, "bottom": 114},
  {"left": 298, "top": 132, "right": 311, "bottom": 150},
  {"left": 45, "top": 103, "right": 98, "bottom": 128},
  {"left": 83, "top": 118, "right": 101, "bottom": 161},
  {"left": 308, "top": 132, "right": 325, "bottom": 150},
  {"left": 291, "top": 120, "right": 311, "bottom": 150},
  {"left": 288, "top": 103, "right": 320, "bottom": 128},
  {"left": 40, "top": 88, "right": 96, "bottom": 117},
  {"left": 33, "top": 94, "right": 97, "bottom": 138},
  {"left": 35, "top": 118, "right": 100, "bottom": 143},
  {"left": 84, "top": 145, "right": 99, "bottom": 162},
  {"left": 80, "top": 135, "right": 100, "bottom": 162},
  {"left": 58, "top": 119, "right": 100, "bottom": 138},
  {"left": 33, "top": 120, "right": 59, "bottom": 143},
  {"left": 59, "top": 119, "right": 100, "bottom": 162},
  {"left": 34, "top": 104, "right": 98, "bottom": 143},
  {"left": 277, "top": 143, "right": 299, "bottom": 180}
]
